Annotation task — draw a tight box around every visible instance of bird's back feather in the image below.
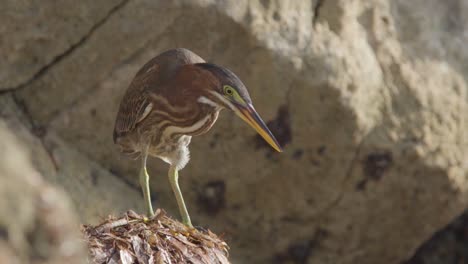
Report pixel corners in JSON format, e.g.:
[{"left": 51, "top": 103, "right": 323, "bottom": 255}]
[{"left": 113, "top": 48, "right": 205, "bottom": 143}]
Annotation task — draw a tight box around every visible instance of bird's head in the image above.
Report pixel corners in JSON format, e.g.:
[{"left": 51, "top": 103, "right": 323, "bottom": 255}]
[{"left": 195, "top": 63, "right": 282, "bottom": 152}]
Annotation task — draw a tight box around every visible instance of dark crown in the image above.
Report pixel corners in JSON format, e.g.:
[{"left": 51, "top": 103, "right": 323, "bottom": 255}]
[{"left": 195, "top": 63, "right": 252, "bottom": 103}]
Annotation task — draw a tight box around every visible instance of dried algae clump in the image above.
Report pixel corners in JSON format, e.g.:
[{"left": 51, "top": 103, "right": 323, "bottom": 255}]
[{"left": 82, "top": 210, "right": 229, "bottom": 264}]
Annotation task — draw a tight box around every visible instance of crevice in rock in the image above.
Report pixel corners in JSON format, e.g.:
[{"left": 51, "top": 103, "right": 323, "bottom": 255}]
[
  {"left": 277, "top": 130, "right": 375, "bottom": 226},
  {"left": 46, "top": 12, "right": 179, "bottom": 126},
  {"left": 312, "top": 0, "right": 326, "bottom": 27},
  {"left": 3, "top": 0, "right": 130, "bottom": 92},
  {"left": 11, "top": 93, "right": 58, "bottom": 171},
  {"left": 309, "top": 129, "right": 376, "bottom": 225}
]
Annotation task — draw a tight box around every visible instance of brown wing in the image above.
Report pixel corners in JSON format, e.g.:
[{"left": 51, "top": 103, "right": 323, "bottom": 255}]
[{"left": 113, "top": 48, "right": 205, "bottom": 142}]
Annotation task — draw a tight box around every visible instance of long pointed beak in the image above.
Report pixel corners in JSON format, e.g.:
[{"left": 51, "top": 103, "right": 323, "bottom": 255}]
[{"left": 235, "top": 103, "right": 283, "bottom": 152}]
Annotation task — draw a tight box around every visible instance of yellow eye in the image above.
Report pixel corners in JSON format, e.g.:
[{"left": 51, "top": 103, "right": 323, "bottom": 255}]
[{"left": 224, "top": 85, "right": 234, "bottom": 96}]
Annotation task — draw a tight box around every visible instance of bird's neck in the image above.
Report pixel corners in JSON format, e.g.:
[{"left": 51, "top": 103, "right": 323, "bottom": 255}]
[{"left": 164, "top": 110, "right": 219, "bottom": 138}]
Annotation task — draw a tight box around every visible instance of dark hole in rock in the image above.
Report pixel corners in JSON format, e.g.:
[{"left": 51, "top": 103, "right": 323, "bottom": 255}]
[
  {"left": 356, "top": 151, "right": 393, "bottom": 191},
  {"left": 355, "top": 178, "right": 368, "bottom": 191},
  {"left": 292, "top": 149, "right": 304, "bottom": 160},
  {"left": 317, "top": 145, "right": 326, "bottom": 155},
  {"left": 274, "top": 239, "right": 314, "bottom": 264},
  {"left": 209, "top": 133, "right": 220, "bottom": 149},
  {"left": 197, "top": 180, "right": 226, "bottom": 215},
  {"left": 273, "top": 11, "right": 281, "bottom": 21},
  {"left": 310, "top": 158, "right": 320, "bottom": 166},
  {"left": 382, "top": 16, "right": 389, "bottom": 24},
  {"left": 260, "top": 0, "right": 270, "bottom": 9},
  {"left": 274, "top": 229, "right": 328, "bottom": 263},
  {"left": 90, "top": 169, "right": 99, "bottom": 186},
  {"left": 0, "top": 226, "right": 8, "bottom": 239},
  {"left": 364, "top": 151, "right": 393, "bottom": 181},
  {"left": 289, "top": 240, "right": 314, "bottom": 263},
  {"left": 32, "top": 125, "right": 46, "bottom": 138}
]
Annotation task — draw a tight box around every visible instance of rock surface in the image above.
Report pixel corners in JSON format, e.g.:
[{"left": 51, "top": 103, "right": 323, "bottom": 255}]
[
  {"left": 0, "top": 117, "right": 85, "bottom": 263},
  {"left": 0, "top": 0, "right": 125, "bottom": 90},
  {"left": 1, "top": 0, "right": 468, "bottom": 263}
]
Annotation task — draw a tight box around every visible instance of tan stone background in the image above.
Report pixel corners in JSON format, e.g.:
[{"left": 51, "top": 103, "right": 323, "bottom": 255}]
[{"left": 1, "top": 0, "right": 468, "bottom": 263}]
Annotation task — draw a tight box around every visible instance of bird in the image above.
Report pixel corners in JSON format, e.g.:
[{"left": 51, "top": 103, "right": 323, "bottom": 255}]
[{"left": 113, "top": 48, "right": 282, "bottom": 227}]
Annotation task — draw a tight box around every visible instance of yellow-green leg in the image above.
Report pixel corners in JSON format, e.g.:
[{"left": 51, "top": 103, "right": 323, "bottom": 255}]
[
  {"left": 168, "top": 165, "right": 192, "bottom": 227},
  {"left": 139, "top": 146, "right": 154, "bottom": 217}
]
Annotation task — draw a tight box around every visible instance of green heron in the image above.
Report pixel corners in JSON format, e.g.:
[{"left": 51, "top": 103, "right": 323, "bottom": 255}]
[{"left": 113, "top": 48, "right": 282, "bottom": 227}]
